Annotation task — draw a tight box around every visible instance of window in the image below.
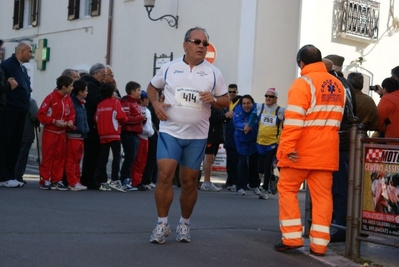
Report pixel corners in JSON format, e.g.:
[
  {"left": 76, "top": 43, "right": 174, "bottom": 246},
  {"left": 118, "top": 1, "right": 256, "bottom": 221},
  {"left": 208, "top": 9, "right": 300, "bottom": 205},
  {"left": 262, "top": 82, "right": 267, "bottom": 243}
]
[
  {"left": 13, "top": 0, "right": 39, "bottom": 30},
  {"left": 340, "top": 0, "right": 380, "bottom": 42},
  {"left": 68, "top": 0, "right": 101, "bottom": 21}
]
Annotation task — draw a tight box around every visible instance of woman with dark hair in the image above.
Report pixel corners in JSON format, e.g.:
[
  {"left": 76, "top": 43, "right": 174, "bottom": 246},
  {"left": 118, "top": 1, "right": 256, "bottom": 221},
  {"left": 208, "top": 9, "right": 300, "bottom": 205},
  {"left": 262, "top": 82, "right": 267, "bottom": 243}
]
[{"left": 233, "top": 94, "right": 261, "bottom": 197}]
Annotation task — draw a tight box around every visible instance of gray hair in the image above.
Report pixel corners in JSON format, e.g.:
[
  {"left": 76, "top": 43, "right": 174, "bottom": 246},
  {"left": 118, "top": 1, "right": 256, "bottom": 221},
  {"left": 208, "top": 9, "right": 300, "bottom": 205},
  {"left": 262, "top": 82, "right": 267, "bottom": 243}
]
[
  {"left": 61, "top": 68, "right": 77, "bottom": 77},
  {"left": 89, "top": 63, "right": 105, "bottom": 75},
  {"left": 184, "top": 27, "right": 209, "bottom": 42}
]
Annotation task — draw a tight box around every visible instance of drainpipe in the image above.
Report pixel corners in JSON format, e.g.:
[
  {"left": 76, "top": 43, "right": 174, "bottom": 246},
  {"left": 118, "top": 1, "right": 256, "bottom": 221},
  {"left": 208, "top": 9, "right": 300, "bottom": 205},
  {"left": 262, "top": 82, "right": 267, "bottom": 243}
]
[{"left": 106, "top": 0, "right": 114, "bottom": 65}]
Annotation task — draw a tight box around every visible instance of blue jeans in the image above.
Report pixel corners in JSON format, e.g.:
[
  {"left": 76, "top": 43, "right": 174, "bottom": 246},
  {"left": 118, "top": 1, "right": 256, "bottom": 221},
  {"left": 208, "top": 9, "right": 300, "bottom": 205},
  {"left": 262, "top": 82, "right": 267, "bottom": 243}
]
[
  {"left": 237, "top": 152, "right": 259, "bottom": 191},
  {"left": 332, "top": 150, "right": 350, "bottom": 228},
  {"left": 120, "top": 132, "right": 140, "bottom": 179}
]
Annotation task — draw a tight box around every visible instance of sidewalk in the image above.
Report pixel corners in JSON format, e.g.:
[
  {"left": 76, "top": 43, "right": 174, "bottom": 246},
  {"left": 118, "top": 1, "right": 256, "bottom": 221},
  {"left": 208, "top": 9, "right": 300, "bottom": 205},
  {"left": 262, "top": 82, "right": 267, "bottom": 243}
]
[{"left": 27, "top": 145, "right": 398, "bottom": 267}]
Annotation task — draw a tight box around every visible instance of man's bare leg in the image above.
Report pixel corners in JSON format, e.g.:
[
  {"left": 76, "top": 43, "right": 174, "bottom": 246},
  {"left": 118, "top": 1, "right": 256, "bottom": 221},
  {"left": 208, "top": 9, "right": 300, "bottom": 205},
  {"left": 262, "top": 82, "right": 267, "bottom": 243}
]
[
  {"left": 179, "top": 165, "right": 199, "bottom": 219},
  {"left": 154, "top": 158, "right": 178, "bottom": 217},
  {"left": 203, "top": 154, "right": 214, "bottom": 183}
]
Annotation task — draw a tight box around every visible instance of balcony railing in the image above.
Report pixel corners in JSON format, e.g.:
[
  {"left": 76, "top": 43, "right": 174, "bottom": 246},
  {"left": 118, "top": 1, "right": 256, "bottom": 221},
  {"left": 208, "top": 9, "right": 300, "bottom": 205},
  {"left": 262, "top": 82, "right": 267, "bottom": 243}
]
[{"left": 340, "top": 0, "right": 380, "bottom": 42}]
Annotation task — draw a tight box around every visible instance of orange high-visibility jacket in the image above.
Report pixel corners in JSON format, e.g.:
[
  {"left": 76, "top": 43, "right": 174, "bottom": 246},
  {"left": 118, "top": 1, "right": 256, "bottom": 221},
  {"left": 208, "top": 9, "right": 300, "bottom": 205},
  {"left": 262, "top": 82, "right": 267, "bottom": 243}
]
[{"left": 277, "top": 62, "right": 345, "bottom": 171}]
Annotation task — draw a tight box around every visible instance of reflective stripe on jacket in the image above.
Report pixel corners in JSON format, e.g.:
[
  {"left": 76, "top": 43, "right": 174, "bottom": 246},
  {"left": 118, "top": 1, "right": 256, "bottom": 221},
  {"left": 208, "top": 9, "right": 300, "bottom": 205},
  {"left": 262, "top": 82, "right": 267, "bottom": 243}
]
[{"left": 277, "top": 62, "right": 345, "bottom": 171}]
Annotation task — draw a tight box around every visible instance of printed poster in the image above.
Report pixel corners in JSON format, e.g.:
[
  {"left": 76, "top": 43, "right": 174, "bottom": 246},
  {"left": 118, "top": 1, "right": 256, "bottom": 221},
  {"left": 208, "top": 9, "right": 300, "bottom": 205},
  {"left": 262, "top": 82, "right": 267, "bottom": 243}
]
[{"left": 361, "top": 144, "right": 399, "bottom": 237}]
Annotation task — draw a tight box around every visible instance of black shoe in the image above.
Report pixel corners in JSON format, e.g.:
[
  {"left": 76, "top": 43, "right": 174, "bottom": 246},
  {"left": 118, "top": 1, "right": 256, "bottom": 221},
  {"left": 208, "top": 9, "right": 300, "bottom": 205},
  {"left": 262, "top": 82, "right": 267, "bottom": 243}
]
[
  {"left": 330, "top": 232, "right": 346, "bottom": 243},
  {"left": 310, "top": 248, "right": 324, "bottom": 257},
  {"left": 51, "top": 181, "right": 68, "bottom": 191},
  {"left": 274, "top": 241, "right": 303, "bottom": 252},
  {"left": 137, "top": 184, "right": 147, "bottom": 191}
]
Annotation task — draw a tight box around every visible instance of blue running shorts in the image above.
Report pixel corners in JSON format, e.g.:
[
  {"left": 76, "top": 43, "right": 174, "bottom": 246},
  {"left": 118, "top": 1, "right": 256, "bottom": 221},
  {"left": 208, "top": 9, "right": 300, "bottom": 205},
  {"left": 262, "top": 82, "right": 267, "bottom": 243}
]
[{"left": 157, "top": 132, "right": 206, "bottom": 170}]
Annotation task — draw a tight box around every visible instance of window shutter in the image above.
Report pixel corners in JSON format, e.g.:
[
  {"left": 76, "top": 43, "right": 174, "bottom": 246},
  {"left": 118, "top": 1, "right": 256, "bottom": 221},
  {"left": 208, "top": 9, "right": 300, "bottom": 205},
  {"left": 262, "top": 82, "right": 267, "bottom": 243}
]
[
  {"left": 13, "top": 0, "right": 24, "bottom": 30},
  {"left": 91, "top": 0, "right": 101, "bottom": 17},
  {"left": 68, "top": 0, "right": 80, "bottom": 21},
  {"left": 31, "top": 0, "right": 40, "bottom": 27}
]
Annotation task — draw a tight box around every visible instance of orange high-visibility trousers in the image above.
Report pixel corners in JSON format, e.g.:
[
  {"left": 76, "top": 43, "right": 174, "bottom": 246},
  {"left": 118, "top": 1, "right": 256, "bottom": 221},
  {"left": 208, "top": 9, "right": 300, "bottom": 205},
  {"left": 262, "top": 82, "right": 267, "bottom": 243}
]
[{"left": 277, "top": 167, "right": 333, "bottom": 254}]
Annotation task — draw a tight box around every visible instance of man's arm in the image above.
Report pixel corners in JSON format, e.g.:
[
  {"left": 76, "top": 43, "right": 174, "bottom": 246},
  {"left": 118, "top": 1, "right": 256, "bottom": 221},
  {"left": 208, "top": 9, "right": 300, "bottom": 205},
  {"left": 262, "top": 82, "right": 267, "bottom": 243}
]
[
  {"left": 147, "top": 83, "right": 170, "bottom": 121},
  {"left": 213, "top": 93, "right": 229, "bottom": 109}
]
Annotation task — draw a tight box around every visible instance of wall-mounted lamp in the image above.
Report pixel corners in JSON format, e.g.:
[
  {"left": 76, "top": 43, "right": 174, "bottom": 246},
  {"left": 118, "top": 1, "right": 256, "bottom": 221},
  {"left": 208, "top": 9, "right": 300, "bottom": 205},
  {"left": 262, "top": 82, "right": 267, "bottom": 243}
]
[{"left": 144, "top": 0, "right": 179, "bottom": 29}]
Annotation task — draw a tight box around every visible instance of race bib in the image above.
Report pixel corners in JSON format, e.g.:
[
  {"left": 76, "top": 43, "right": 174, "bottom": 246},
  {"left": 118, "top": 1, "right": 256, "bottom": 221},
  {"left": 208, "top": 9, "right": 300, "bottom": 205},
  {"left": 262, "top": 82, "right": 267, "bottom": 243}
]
[
  {"left": 261, "top": 114, "right": 276, "bottom": 126},
  {"left": 174, "top": 87, "right": 202, "bottom": 110}
]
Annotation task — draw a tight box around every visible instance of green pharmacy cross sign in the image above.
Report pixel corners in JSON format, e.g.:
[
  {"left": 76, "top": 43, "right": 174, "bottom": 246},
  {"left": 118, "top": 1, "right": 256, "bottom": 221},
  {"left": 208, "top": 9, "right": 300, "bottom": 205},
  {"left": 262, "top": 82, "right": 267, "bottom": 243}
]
[{"left": 34, "top": 39, "right": 50, "bottom": 70}]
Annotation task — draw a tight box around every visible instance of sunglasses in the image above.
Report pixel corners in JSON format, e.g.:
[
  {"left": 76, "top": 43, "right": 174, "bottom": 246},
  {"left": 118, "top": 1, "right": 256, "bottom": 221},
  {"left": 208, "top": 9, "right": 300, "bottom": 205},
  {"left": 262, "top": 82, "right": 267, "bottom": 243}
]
[
  {"left": 186, "top": 39, "right": 210, "bottom": 47},
  {"left": 265, "top": 95, "right": 276, "bottom": 98},
  {"left": 228, "top": 91, "right": 237, "bottom": 94}
]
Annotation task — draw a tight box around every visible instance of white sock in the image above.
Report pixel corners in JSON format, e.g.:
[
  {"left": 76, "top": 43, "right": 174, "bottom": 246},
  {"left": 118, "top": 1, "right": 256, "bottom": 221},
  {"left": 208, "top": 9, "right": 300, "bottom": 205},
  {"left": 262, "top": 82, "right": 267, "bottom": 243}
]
[
  {"left": 158, "top": 217, "right": 168, "bottom": 224},
  {"left": 179, "top": 216, "right": 190, "bottom": 225}
]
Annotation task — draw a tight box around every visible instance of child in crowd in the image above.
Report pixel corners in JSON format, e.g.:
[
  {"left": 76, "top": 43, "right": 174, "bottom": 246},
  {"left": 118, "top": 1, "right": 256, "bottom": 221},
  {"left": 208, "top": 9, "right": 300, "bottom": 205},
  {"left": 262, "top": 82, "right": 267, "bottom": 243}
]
[
  {"left": 131, "top": 90, "right": 154, "bottom": 190},
  {"left": 94, "top": 83, "right": 128, "bottom": 192},
  {"left": 65, "top": 79, "right": 89, "bottom": 191},
  {"left": 37, "top": 75, "right": 75, "bottom": 190},
  {"left": 120, "top": 81, "right": 146, "bottom": 191}
]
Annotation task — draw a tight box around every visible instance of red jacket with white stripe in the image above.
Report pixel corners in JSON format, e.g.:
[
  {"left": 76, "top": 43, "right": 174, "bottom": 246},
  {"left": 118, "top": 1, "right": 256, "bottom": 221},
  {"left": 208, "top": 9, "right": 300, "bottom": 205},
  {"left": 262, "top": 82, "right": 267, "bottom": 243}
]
[
  {"left": 95, "top": 97, "right": 128, "bottom": 144},
  {"left": 37, "top": 90, "right": 75, "bottom": 134}
]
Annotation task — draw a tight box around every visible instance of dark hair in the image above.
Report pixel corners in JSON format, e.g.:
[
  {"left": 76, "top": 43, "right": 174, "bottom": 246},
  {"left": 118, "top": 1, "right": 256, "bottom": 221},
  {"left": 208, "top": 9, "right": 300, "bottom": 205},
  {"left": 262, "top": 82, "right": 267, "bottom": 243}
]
[
  {"left": 228, "top": 84, "right": 238, "bottom": 90},
  {"left": 101, "top": 83, "right": 116, "bottom": 98},
  {"left": 125, "top": 81, "right": 141, "bottom": 95},
  {"left": 296, "top": 45, "right": 322, "bottom": 67},
  {"left": 381, "top": 77, "right": 399, "bottom": 93},
  {"left": 239, "top": 94, "right": 255, "bottom": 105},
  {"left": 0, "top": 39, "right": 3, "bottom": 46},
  {"left": 184, "top": 27, "right": 209, "bottom": 42},
  {"left": 391, "top": 65, "right": 399, "bottom": 78},
  {"left": 72, "top": 80, "right": 88, "bottom": 96},
  {"left": 347, "top": 72, "right": 364, "bottom": 90},
  {"left": 56, "top": 75, "right": 73, "bottom": 90}
]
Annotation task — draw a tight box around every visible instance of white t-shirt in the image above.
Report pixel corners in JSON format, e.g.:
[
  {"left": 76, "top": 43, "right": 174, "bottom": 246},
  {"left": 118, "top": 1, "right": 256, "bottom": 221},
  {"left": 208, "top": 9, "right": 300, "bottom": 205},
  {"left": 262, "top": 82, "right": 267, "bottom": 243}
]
[{"left": 150, "top": 57, "right": 227, "bottom": 139}]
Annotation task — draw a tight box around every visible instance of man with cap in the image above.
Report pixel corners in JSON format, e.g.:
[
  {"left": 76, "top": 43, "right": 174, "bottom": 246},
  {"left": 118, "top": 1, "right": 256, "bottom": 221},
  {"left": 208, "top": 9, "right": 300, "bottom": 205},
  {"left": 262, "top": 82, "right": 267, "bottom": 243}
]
[
  {"left": 323, "top": 55, "right": 357, "bottom": 242},
  {"left": 347, "top": 72, "right": 379, "bottom": 131},
  {"left": 274, "top": 45, "right": 345, "bottom": 256},
  {"left": 253, "top": 87, "right": 285, "bottom": 199}
]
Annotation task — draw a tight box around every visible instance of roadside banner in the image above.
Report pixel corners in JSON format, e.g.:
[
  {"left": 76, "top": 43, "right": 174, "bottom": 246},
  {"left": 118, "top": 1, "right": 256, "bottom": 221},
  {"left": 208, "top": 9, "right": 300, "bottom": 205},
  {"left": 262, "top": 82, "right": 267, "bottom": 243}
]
[{"left": 361, "top": 144, "right": 399, "bottom": 237}]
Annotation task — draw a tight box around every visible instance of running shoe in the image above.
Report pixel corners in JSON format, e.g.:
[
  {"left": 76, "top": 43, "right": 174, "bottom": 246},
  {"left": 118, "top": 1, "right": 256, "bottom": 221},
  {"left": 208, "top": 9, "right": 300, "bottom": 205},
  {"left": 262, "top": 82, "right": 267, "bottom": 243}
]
[{"left": 150, "top": 222, "right": 171, "bottom": 244}]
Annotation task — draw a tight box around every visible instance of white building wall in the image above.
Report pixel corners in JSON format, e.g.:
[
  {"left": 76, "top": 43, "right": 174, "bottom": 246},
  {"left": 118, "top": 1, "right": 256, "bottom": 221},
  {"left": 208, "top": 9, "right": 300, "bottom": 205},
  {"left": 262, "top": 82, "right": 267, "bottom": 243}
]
[
  {"left": 0, "top": 0, "right": 398, "bottom": 107},
  {"left": 299, "top": 0, "right": 399, "bottom": 104}
]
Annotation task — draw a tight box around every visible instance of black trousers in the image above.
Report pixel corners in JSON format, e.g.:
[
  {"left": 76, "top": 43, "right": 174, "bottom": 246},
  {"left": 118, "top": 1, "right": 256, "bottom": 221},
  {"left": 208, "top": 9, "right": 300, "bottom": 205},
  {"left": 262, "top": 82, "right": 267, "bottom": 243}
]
[
  {"left": 81, "top": 131, "right": 102, "bottom": 189},
  {"left": 0, "top": 110, "right": 26, "bottom": 181}
]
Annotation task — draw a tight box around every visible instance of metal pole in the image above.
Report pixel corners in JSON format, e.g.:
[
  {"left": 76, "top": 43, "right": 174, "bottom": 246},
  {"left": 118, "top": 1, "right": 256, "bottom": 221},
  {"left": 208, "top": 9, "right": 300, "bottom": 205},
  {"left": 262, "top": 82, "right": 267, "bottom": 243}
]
[
  {"left": 350, "top": 126, "right": 366, "bottom": 259},
  {"left": 345, "top": 123, "right": 358, "bottom": 257}
]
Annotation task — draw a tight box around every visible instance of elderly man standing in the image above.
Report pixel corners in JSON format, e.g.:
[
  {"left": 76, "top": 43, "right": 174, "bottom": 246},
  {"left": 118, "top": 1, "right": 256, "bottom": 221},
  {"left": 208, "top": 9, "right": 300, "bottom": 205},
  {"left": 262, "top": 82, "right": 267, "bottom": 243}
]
[
  {"left": 274, "top": 45, "right": 345, "bottom": 256},
  {"left": 147, "top": 27, "right": 229, "bottom": 244},
  {"left": 80, "top": 63, "right": 106, "bottom": 189},
  {"left": 254, "top": 88, "right": 285, "bottom": 198},
  {"left": 0, "top": 42, "right": 32, "bottom": 188},
  {"left": 104, "top": 65, "right": 121, "bottom": 99}
]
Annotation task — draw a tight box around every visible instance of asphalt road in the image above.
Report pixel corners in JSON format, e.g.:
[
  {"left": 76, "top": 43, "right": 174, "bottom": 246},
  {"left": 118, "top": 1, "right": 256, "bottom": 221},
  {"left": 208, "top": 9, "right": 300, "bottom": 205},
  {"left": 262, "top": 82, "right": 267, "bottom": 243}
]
[{"left": 0, "top": 162, "right": 329, "bottom": 267}]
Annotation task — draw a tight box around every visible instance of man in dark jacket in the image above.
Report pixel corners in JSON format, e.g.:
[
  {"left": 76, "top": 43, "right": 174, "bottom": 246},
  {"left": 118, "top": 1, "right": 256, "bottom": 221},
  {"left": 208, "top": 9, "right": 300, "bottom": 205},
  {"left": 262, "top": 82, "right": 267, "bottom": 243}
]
[
  {"left": 0, "top": 42, "right": 32, "bottom": 188},
  {"left": 200, "top": 107, "right": 226, "bottom": 192},
  {"left": 80, "top": 63, "right": 106, "bottom": 189},
  {"left": 324, "top": 55, "right": 359, "bottom": 243},
  {"left": 223, "top": 84, "right": 241, "bottom": 191}
]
